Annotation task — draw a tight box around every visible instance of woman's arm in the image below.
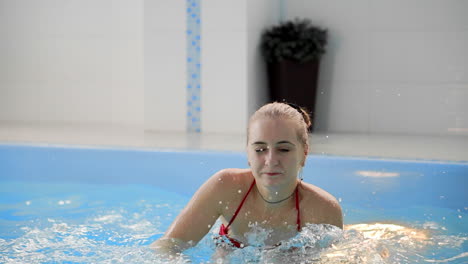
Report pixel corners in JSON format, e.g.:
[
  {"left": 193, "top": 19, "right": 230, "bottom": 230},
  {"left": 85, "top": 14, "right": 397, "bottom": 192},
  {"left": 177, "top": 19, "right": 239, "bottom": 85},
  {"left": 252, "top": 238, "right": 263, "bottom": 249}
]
[{"left": 150, "top": 170, "right": 231, "bottom": 254}]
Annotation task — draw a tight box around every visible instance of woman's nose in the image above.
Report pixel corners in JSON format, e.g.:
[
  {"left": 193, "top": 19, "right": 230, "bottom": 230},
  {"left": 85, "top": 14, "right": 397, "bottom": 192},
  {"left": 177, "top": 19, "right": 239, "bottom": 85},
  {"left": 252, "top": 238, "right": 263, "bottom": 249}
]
[{"left": 265, "top": 150, "right": 279, "bottom": 166}]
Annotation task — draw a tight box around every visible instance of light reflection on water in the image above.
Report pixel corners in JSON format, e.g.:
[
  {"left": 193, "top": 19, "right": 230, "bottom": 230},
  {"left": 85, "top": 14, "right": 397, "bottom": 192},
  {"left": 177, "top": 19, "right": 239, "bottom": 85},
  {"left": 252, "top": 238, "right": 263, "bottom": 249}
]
[{"left": 0, "top": 182, "right": 467, "bottom": 263}]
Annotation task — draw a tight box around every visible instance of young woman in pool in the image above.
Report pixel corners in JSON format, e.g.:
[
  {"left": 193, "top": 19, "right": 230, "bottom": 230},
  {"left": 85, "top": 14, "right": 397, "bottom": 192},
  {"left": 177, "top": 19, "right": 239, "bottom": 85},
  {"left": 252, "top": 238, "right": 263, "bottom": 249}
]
[{"left": 150, "top": 102, "right": 343, "bottom": 254}]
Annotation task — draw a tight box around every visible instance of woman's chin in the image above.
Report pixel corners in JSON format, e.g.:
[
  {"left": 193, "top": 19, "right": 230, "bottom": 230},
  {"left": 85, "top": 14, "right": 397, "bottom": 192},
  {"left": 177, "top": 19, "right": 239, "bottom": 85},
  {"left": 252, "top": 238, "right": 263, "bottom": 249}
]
[{"left": 260, "top": 176, "right": 285, "bottom": 187}]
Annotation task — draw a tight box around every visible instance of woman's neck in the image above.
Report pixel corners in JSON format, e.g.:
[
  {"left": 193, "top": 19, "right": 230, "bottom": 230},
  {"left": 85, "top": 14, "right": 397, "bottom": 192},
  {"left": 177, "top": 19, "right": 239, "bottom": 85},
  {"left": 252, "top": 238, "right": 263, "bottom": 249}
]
[{"left": 255, "top": 180, "right": 298, "bottom": 209}]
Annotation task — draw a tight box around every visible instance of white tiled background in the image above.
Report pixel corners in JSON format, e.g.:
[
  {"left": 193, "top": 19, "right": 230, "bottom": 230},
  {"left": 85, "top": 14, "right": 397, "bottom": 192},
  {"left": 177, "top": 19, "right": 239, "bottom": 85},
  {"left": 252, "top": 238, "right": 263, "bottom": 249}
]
[
  {"left": 287, "top": 0, "right": 468, "bottom": 135},
  {"left": 0, "top": 0, "right": 467, "bottom": 137},
  {"left": 144, "top": 0, "right": 186, "bottom": 132},
  {"left": 0, "top": 0, "right": 145, "bottom": 126}
]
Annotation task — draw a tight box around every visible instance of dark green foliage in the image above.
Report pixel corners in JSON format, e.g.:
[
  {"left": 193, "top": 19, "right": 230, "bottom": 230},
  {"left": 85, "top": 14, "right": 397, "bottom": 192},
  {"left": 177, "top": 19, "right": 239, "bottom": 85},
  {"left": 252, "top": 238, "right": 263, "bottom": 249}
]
[{"left": 261, "top": 18, "right": 327, "bottom": 63}]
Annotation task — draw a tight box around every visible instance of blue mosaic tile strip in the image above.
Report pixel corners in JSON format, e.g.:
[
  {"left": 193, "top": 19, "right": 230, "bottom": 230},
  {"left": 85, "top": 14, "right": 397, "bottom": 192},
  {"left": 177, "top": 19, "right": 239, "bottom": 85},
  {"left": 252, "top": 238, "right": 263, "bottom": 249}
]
[{"left": 186, "top": 0, "right": 201, "bottom": 132}]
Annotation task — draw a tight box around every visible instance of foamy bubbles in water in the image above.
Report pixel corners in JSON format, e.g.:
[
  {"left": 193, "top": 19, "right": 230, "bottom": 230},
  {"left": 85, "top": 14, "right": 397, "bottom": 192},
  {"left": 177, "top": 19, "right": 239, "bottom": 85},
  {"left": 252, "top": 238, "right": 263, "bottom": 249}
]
[
  {"left": 211, "top": 222, "right": 468, "bottom": 264},
  {"left": 221, "top": 223, "right": 343, "bottom": 263}
]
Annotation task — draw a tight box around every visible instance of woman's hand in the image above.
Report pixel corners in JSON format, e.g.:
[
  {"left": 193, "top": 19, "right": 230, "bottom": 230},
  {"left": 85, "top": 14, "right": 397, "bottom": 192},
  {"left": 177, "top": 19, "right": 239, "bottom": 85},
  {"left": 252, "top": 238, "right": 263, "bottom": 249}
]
[{"left": 150, "top": 237, "right": 191, "bottom": 257}]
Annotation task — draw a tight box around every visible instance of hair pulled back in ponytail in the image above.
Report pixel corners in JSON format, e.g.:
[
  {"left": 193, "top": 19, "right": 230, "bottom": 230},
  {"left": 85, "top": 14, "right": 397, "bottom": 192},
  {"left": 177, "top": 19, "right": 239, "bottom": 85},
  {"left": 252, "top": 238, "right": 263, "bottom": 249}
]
[{"left": 247, "top": 102, "right": 311, "bottom": 151}]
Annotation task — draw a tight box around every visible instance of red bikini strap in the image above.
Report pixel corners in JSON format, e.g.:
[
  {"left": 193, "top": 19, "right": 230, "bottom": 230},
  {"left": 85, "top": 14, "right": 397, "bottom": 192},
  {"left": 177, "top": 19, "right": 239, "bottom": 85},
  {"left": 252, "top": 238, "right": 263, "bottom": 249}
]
[
  {"left": 226, "top": 179, "right": 256, "bottom": 229},
  {"left": 296, "top": 185, "right": 301, "bottom": 231}
]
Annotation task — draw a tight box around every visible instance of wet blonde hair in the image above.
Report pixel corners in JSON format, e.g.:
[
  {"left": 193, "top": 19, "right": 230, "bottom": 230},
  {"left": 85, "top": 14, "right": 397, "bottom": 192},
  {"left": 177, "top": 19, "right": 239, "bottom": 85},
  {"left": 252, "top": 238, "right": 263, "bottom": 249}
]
[{"left": 247, "top": 102, "right": 312, "bottom": 151}]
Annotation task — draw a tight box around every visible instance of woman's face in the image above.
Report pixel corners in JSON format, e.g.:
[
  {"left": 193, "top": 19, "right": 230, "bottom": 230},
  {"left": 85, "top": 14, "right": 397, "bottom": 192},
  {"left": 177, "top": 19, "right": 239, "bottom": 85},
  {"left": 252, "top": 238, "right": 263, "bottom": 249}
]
[{"left": 247, "top": 117, "right": 307, "bottom": 188}]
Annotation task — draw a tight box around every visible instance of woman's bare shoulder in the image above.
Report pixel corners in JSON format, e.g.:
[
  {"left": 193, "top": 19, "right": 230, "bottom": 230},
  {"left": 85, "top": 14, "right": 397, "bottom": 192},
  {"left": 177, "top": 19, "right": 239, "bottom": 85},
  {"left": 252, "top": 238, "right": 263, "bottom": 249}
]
[
  {"left": 205, "top": 168, "right": 253, "bottom": 196},
  {"left": 299, "top": 181, "right": 343, "bottom": 228},
  {"left": 208, "top": 168, "right": 254, "bottom": 214},
  {"left": 213, "top": 168, "right": 253, "bottom": 184},
  {"left": 300, "top": 182, "right": 339, "bottom": 204}
]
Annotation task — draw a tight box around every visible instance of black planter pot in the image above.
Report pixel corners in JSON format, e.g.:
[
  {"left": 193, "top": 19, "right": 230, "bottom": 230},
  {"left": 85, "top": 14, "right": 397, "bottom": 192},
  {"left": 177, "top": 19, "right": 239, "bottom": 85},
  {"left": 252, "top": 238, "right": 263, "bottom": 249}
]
[{"left": 267, "top": 59, "right": 320, "bottom": 131}]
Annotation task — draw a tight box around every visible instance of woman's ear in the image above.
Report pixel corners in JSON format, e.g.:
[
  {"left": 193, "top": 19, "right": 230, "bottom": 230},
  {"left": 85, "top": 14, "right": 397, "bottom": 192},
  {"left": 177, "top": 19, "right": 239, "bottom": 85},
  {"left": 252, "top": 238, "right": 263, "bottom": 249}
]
[{"left": 301, "top": 149, "right": 308, "bottom": 167}]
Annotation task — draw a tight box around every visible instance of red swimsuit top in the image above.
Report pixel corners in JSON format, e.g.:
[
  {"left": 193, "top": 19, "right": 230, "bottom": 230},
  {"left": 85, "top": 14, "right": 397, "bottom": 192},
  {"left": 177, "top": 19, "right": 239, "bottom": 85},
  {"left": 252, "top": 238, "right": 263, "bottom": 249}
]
[{"left": 218, "top": 180, "right": 301, "bottom": 248}]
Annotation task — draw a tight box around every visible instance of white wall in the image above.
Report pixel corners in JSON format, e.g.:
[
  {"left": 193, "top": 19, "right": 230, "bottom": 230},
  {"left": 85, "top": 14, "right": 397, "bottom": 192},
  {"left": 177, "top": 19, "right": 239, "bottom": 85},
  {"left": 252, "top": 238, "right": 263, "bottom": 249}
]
[
  {"left": 0, "top": 0, "right": 144, "bottom": 126},
  {"left": 145, "top": 0, "right": 257, "bottom": 134},
  {"left": 201, "top": 0, "right": 282, "bottom": 134},
  {"left": 144, "top": 0, "right": 186, "bottom": 131},
  {"left": 247, "top": 0, "right": 280, "bottom": 119},
  {"left": 2, "top": 1, "right": 465, "bottom": 136},
  {"left": 0, "top": 0, "right": 258, "bottom": 134},
  {"left": 286, "top": 0, "right": 468, "bottom": 135},
  {"left": 201, "top": 0, "right": 248, "bottom": 134}
]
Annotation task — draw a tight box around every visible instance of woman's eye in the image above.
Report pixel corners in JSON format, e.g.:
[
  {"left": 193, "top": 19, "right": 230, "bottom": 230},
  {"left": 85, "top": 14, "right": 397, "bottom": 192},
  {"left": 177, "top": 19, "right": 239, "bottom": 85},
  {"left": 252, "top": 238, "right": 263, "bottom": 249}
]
[
  {"left": 255, "top": 148, "right": 266, "bottom": 153},
  {"left": 279, "top": 149, "right": 290, "bottom": 152}
]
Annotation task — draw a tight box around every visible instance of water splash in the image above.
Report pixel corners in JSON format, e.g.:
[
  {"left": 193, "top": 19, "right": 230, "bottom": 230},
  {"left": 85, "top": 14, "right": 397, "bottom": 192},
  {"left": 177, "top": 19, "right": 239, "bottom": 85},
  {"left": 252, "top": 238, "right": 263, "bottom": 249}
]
[
  {"left": 209, "top": 223, "right": 467, "bottom": 264},
  {"left": 1, "top": 182, "right": 466, "bottom": 263},
  {"left": 2, "top": 215, "right": 467, "bottom": 264}
]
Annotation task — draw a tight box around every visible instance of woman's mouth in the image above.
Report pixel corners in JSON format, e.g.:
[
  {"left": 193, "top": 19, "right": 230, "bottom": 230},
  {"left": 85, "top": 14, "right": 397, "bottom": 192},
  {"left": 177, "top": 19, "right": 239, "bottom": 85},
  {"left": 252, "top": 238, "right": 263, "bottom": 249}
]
[{"left": 264, "top": 172, "right": 281, "bottom": 176}]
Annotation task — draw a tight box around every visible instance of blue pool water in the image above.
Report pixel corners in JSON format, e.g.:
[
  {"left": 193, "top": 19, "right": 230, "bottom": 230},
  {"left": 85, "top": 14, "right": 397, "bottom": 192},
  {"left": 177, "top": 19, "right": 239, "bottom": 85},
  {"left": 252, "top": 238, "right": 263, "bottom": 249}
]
[{"left": 0, "top": 144, "right": 467, "bottom": 263}]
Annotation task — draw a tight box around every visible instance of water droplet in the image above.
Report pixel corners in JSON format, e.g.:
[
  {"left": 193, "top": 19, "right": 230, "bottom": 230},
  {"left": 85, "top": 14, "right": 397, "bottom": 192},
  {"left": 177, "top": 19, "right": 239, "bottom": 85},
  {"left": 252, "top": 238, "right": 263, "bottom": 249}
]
[
  {"left": 458, "top": 215, "right": 463, "bottom": 219},
  {"left": 442, "top": 217, "right": 446, "bottom": 220},
  {"left": 218, "top": 178, "right": 222, "bottom": 181},
  {"left": 225, "top": 206, "right": 229, "bottom": 210},
  {"left": 275, "top": 192, "right": 278, "bottom": 195},
  {"left": 326, "top": 135, "right": 329, "bottom": 139},
  {"left": 25, "top": 201, "right": 31, "bottom": 206},
  {"left": 338, "top": 198, "right": 342, "bottom": 202},
  {"left": 65, "top": 200, "right": 71, "bottom": 204},
  {"left": 238, "top": 190, "right": 242, "bottom": 193},
  {"left": 208, "top": 224, "right": 211, "bottom": 228},
  {"left": 58, "top": 200, "right": 65, "bottom": 205},
  {"left": 219, "top": 201, "right": 223, "bottom": 204}
]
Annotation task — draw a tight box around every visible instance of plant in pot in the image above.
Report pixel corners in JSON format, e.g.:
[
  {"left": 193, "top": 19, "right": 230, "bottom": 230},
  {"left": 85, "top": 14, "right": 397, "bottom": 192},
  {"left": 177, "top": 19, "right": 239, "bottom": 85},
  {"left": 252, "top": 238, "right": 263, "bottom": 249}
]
[{"left": 261, "top": 18, "right": 327, "bottom": 131}]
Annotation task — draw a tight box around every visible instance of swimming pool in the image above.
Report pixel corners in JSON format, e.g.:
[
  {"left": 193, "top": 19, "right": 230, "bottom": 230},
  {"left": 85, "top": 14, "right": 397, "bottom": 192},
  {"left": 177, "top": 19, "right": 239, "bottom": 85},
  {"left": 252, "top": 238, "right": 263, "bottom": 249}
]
[{"left": 0, "top": 144, "right": 467, "bottom": 263}]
